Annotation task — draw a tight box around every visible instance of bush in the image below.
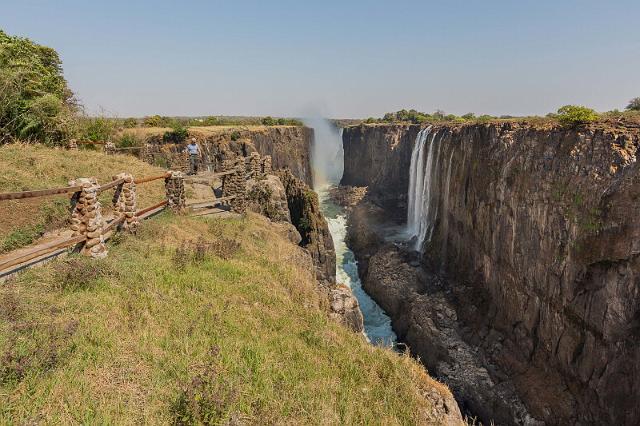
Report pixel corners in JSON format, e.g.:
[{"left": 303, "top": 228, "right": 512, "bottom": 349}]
[
  {"left": 117, "top": 133, "right": 140, "bottom": 148},
  {"left": 229, "top": 131, "right": 241, "bottom": 141},
  {"left": 0, "top": 30, "right": 78, "bottom": 145},
  {"left": 556, "top": 105, "right": 599, "bottom": 127},
  {"left": 80, "top": 116, "right": 116, "bottom": 142},
  {"left": 626, "top": 97, "right": 640, "bottom": 111},
  {"left": 122, "top": 117, "right": 137, "bottom": 128},
  {"left": 261, "top": 116, "right": 276, "bottom": 126},
  {"left": 163, "top": 125, "right": 189, "bottom": 144}
]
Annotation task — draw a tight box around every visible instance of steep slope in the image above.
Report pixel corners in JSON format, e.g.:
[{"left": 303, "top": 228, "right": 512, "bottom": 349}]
[{"left": 0, "top": 211, "right": 462, "bottom": 424}]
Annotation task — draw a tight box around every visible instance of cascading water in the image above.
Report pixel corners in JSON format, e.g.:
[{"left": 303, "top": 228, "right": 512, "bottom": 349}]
[
  {"left": 305, "top": 117, "right": 396, "bottom": 346},
  {"left": 406, "top": 126, "right": 450, "bottom": 253}
]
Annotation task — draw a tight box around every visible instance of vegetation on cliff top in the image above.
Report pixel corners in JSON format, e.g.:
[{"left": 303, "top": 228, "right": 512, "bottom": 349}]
[
  {"left": 363, "top": 102, "right": 640, "bottom": 128},
  {"left": 0, "top": 211, "right": 454, "bottom": 424},
  {"left": 0, "top": 29, "right": 78, "bottom": 145}
]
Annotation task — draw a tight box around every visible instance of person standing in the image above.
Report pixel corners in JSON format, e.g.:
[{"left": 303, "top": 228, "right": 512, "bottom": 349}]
[{"left": 186, "top": 138, "right": 200, "bottom": 175}]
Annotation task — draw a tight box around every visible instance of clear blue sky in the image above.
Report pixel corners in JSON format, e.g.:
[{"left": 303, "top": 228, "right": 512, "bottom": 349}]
[{"left": 3, "top": 0, "right": 639, "bottom": 118}]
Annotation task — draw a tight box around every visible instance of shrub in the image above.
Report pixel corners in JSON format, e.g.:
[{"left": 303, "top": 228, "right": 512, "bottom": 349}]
[
  {"left": 0, "top": 30, "right": 78, "bottom": 145},
  {"left": 80, "top": 116, "right": 116, "bottom": 142},
  {"left": 229, "top": 131, "right": 241, "bottom": 141},
  {"left": 122, "top": 117, "right": 137, "bottom": 128},
  {"left": 556, "top": 105, "right": 599, "bottom": 127},
  {"left": 261, "top": 116, "right": 276, "bottom": 126},
  {"left": 626, "top": 97, "right": 640, "bottom": 111},
  {"left": 163, "top": 125, "right": 189, "bottom": 144},
  {"left": 117, "top": 133, "right": 140, "bottom": 148}
]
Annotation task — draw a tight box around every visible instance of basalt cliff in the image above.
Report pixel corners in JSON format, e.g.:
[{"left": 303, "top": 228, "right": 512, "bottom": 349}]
[{"left": 341, "top": 121, "right": 640, "bottom": 425}]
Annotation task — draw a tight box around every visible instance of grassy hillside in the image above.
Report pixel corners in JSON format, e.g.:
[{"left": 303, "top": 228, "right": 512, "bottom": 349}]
[
  {"left": 0, "top": 144, "right": 166, "bottom": 253},
  {"left": 0, "top": 212, "right": 455, "bottom": 424}
]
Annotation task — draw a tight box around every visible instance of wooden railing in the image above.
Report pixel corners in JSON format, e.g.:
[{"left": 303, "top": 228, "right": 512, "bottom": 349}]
[
  {"left": 0, "top": 151, "right": 274, "bottom": 277},
  {"left": 0, "top": 171, "right": 180, "bottom": 276}
]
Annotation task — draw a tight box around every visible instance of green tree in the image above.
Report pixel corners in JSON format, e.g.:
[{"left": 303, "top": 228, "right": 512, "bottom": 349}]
[
  {"left": 556, "top": 105, "right": 599, "bottom": 127},
  {"left": 122, "top": 117, "right": 137, "bottom": 128},
  {"left": 261, "top": 116, "right": 276, "bottom": 126},
  {"left": 0, "top": 29, "right": 77, "bottom": 145},
  {"left": 626, "top": 97, "right": 640, "bottom": 111}
]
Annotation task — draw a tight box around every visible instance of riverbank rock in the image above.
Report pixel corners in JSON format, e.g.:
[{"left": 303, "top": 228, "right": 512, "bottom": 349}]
[{"left": 328, "top": 284, "right": 364, "bottom": 332}]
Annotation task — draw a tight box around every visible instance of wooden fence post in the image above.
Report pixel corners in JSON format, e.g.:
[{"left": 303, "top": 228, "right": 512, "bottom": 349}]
[
  {"left": 69, "top": 178, "right": 107, "bottom": 258},
  {"left": 165, "top": 171, "right": 186, "bottom": 212}
]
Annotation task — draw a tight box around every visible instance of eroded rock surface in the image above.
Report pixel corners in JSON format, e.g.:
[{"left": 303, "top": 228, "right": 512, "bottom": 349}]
[{"left": 343, "top": 121, "right": 640, "bottom": 425}]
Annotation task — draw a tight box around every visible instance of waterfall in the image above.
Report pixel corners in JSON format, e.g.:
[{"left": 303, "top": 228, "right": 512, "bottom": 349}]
[
  {"left": 407, "top": 127, "right": 430, "bottom": 236},
  {"left": 406, "top": 127, "right": 449, "bottom": 252},
  {"left": 407, "top": 127, "right": 438, "bottom": 250}
]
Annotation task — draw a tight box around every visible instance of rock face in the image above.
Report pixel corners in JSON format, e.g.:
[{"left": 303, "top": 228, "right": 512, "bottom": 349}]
[
  {"left": 246, "top": 175, "right": 292, "bottom": 222},
  {"left": 328, "top": 284, "right": 364, "bottom": 332},
  {"left": 342, "top": 122, "right": 640, "bottom": 425},
  {"left": 143, "top": 126, "right": 314, "bottom": 185},
  {"left": 277, "top": 169, "right": 336, "bottom": 287}
]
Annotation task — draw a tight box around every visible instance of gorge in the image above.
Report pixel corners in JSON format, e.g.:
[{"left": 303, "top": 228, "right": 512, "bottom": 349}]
[{"left": 339, "top": 121, "right": 640, "bottom": 425}]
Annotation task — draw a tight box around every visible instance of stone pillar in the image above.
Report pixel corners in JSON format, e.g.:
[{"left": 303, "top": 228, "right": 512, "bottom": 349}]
[
  {"left": 113, "top": 173, "right": 139, "bottom": 232},
  {"left": 230, "top": 158, "right": 247, "bottom": 214},
  {"left": 249, "top": 152, "right": 262, "bottom": 179},
  {"left": 69, "top": 178, "right": 107, "bottom": 258},
  {"left": 104, "top": 141, "right": 116, "bottom": 155},
  {"left": 165, "top": 171, "right": 186, "bottom": 211},
  {"left": 140, "top": 144, "right": 153, "bottom": 164},
  {"left": 221, "top": 158, "right": 235, "bottom": 198},
  {"left": 262, "top": 155, "right": 272, "bottom": 175},
  {"left": 68, "top": 139, "right": 78, "bottom": 150}
]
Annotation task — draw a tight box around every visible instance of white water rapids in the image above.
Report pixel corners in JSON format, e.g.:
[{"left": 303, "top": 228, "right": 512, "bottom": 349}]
[{"left": 306, "top": 118, "right": 396, "bottom": 346}]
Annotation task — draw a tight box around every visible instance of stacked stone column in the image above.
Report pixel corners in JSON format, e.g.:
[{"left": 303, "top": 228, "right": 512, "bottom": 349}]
[
  {"left": 231, "top": 158, "right": 247, "bottom": 213},
  {"left": 261, "top": 155, "right": 272, "bottom": 175},
  {"left": 221, "top": 158, "right": 235, "bottom": 197},
  {"left": 104, "top": 141, "right": 116, "bottom": 155},
  {"left": 113, "top": 173, "right": 139, "bottom": 232},
  {"left": 165, "top": 171, "right": 186, "bottom": 211},
  {"left": 140, "top": 144, "right": 154, "bottom": 164},
  {"left": 69, "top": 178, "right": 107, "bottom": 258},
  {"left": 249, "top": 152, "right": 262, "bottom": 179}
]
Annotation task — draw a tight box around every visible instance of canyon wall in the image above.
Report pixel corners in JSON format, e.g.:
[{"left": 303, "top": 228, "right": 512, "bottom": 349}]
[
  {"left": 145, "top": 126, "right": 314, "bottom": 185},
  {"left": 342, "top": 122, "right": 640, "bottom": 425}
]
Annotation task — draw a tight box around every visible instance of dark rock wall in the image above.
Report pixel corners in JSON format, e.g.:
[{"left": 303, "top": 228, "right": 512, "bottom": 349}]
[
  {"left": 342, "top": 122, "right": 640, "bottom": 425},
  {"left": 277, "top": 169, "right": 336, "bottom": 287}
]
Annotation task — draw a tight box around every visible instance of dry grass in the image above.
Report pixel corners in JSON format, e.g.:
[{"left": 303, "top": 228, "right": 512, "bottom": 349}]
[
  {"left": 0, "top": 143, "right": 167, "bottom": 252},
  {"left": 0, "top": 212, "right": 455, "bottom": 424}
]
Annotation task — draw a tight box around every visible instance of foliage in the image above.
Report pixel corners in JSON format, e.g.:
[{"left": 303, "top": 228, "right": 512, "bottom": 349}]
[
  {"left": 0, "top": 30, "right": 77, "bottom": 145},
  {"left": 163, "top": 124, "right": 189, "bottom": 144},
  {"left": 556, "top": 105, "right": 599, "bottom": 127},
  {"left": 229, "top": 131, "right": 241, "bottom": 141},
  {"left": 116, "top": 133, "right": 140, "bottom": 148},
  {"left": 143, "top": 114, "right": 173, "bottom": 127},
  {"left": 626, "top": 97, "right": 640, "bottom": 111},
  {"left": 261, "top": 116, "right": 303, "bottom": 126},
  {"left": 79, "top": 116, "right": 116, "bottom": 142},
  {"left": 122, "top": 117, "right": 137, "bottom": 128}
]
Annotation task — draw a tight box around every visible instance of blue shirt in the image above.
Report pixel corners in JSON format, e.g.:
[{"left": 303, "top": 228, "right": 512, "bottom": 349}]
[{"left": 187, "top": 143, "right": 199, "bottom": 155}]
